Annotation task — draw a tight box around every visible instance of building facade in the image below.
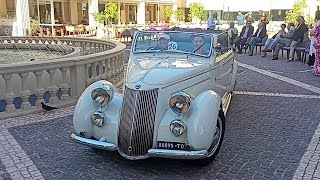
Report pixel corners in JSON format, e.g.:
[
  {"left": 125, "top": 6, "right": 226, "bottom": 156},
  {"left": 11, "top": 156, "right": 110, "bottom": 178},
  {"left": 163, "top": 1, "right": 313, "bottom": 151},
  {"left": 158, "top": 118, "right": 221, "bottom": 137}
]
[
  {"left": 1, "top": 0, "right": 320, "bottom": 36},
  {"left": 0, "top": 0, "right": 179, "bottom": 36},
  {"left": 186, "top": 0, "right": 320, "bottom": 22}
]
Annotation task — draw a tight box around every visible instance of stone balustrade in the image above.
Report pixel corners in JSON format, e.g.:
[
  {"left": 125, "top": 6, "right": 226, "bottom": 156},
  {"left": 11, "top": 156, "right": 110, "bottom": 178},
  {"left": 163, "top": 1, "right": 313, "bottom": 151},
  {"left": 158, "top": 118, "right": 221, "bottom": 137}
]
[{"left": 0, "top": 36, "right": 126, "bottom": 119}]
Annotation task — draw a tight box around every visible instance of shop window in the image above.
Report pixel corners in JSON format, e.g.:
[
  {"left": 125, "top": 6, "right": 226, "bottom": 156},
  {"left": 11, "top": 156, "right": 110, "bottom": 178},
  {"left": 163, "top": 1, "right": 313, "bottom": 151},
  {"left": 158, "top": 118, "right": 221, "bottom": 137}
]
[
  {"left": 98, "top": 4, "right": 105, "bottom": 13},
  {"left": 128, "top": 5, "right": 137, "bottom": 23},
  {"left": 54, "top": 2, "right": 62, "bottom": 20}
]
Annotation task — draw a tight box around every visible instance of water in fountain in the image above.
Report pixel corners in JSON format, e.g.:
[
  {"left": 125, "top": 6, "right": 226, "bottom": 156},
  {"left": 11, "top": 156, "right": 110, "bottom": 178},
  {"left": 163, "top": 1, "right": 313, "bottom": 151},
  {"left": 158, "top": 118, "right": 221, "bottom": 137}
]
[{"left": 0, "top": 25, "right": 69, "bottom": 64}]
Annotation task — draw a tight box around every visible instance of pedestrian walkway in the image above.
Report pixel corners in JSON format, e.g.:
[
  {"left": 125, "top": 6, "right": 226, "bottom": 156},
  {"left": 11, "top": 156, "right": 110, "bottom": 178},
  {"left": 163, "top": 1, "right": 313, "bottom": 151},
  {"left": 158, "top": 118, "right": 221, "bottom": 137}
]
[{"left": 0, "top": 53, "right": 320, "bottom": 180}]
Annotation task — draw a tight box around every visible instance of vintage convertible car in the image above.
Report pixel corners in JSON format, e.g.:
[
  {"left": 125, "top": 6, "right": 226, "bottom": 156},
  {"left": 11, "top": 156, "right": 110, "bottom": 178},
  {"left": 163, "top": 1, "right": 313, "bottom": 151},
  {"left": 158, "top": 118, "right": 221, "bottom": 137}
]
[{"left": 71, "top": 30, "right": 238, "bottom": 164}]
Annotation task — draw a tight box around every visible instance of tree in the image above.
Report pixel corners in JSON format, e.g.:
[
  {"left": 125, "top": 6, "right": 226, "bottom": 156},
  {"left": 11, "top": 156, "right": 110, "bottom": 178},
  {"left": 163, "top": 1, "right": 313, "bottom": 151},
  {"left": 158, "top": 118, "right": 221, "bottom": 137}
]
[
  {"left": 188, "top": 2, "right": 205, "bottom": 23},
  {"left": 285, "top": 0, "right": 307, "bottom": 26},
  {"left": 175, "top": 9, "right": 184, "bottom": 22},
  {"left": 306, "top": 13, "right": 315, "bottom": 26},
  {"left": 92, "top": 1, "right": 120, "bottom": 26},
  {"left": 104, "top": 1, "right": 120, "bottom": 25},
  {"left": 92, "top": 11, "right": 106, "bottom": 25},
  {"left": 165, "top": 8, "right": 175, "bottom": 21}
]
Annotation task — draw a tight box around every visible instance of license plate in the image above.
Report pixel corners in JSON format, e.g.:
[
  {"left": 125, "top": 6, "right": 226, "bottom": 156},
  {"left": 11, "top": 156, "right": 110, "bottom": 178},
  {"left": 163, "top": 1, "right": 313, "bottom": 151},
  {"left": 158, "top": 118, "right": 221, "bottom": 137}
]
[{"left": 157, "top": 141, "right": 186, "bottom": 150}]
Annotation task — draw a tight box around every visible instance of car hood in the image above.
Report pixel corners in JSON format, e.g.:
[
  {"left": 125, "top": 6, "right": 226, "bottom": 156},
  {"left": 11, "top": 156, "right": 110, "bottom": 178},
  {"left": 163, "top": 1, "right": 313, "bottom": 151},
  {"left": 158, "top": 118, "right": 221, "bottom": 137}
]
[{"left": 125, "top": 56, "right": 211, "bottom": 85}]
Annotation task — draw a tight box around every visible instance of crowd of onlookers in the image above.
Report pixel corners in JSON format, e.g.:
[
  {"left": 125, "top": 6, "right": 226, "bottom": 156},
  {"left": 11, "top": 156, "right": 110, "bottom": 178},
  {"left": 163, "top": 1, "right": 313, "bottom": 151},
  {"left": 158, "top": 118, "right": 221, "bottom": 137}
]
[{"left": 220, "top": 10, "right": 320, "bottom": 77}]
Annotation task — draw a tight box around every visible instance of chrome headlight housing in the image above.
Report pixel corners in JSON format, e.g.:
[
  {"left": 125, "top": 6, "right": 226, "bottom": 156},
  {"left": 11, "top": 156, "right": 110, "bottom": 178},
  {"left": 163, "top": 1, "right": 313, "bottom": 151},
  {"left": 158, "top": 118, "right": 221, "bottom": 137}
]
[
  {"left": 169, "top": 119, "right": 186, "bottom": 137},
  {"left": 91, "top": 111, "right": 106, "bottom": 127},
  {"left": 91, "top": 85, "right": 114, "bottom": 106},
  {"left": 169, "top": 92, "right": 191, "bottom": 114}
]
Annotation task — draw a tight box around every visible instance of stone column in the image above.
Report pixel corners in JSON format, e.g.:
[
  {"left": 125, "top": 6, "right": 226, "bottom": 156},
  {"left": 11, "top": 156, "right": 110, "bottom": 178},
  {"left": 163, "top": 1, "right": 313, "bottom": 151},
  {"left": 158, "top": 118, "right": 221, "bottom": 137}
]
[
  {"left": 137, "top": 1, "right": 146, "bottom": 25},
  {"left": 172, "top": 2, "right": 178, "bottom": 22},
  {"left": 15, "top": 0, "right": 30, "bottom": 36},
  {"left": 157, "top": 3, "right": 160, "bottom": 25},
  {"left": 88, "top": 0, "right": 99, "bottom": 27},
  {"left": 50, "top": 0, "right": 55, "bottom": 34},
  {"left": 70, "top": 0, "right": 78, "bottom": 25},
  {"left": 118, "top": 1, "right": 121, "bottom": 25},
  {"left": 0, "top": 0, "right": 7, "bottom": 15}
]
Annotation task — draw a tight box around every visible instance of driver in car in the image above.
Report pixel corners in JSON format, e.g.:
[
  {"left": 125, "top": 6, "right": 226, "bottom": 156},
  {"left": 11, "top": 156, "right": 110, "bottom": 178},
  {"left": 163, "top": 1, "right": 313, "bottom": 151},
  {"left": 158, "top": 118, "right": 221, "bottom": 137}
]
[
  {"left": 192, "top": 35, "right": 209, "bottom": 55},
  {"left": 159, "top": 34, "right": 170, "bottom": 49}
]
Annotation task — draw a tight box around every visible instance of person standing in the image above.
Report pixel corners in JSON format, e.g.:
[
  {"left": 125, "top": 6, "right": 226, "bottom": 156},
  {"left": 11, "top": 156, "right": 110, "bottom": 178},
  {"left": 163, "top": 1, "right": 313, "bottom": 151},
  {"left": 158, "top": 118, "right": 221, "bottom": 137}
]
[
  {"left": 237, "top": 11, "right": 245, "bottom": 26},
  {"left": 312, "top": 10, "right": 320, "bottom": 76},
  {"left": 259, "top": 11, "right": 269, "bottom": 25},
  {"left": 245, "top": 12, "right": 254, "bottom": 23},
  {"left": 207, "top": 12, "right": 216, "bottom": 30}
]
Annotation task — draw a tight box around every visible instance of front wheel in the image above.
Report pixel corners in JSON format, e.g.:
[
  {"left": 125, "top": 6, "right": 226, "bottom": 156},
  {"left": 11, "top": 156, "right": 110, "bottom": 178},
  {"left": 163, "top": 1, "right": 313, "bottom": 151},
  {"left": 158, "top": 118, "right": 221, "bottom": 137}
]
[{"left": 194, "top": 109, "right": 225, "bottom": 165}]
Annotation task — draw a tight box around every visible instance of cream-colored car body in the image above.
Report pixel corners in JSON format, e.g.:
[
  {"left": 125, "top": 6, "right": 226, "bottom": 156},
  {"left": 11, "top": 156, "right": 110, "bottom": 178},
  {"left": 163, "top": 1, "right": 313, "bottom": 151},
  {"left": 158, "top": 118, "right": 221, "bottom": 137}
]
[{"left": 72, "top": 30, "right": 238, "bottom": 160}]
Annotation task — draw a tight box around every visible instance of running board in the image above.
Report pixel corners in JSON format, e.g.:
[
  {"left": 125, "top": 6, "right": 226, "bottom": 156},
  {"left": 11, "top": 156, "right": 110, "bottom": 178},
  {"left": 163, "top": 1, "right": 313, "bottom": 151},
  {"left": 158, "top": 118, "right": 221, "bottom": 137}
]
[{"left": 221, "top": 92, "right": 232, "bottom": 116}]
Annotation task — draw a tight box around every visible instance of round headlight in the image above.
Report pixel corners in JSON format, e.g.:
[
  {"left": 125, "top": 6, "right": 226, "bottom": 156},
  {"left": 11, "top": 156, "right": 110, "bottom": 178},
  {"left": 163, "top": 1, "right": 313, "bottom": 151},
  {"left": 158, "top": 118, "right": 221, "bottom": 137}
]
[
  {"left": 169, "top": 92, "right": 191, "bottom": 114},
  {"left": 169, "top": 120, "right": 186, "bottom": 137},
  {"left": 91, "top": 86, "right": 114, "bottom": 106},
  {"left": 91, "top": 111, "right": 106, "bottom": 127}
]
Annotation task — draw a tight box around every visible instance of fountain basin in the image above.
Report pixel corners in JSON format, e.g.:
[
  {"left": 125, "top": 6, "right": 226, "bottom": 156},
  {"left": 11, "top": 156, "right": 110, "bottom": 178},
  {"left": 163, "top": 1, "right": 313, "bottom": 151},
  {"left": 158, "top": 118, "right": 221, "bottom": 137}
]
[{"left": 0, "top": 43, "right": 79, "bottom": 64}]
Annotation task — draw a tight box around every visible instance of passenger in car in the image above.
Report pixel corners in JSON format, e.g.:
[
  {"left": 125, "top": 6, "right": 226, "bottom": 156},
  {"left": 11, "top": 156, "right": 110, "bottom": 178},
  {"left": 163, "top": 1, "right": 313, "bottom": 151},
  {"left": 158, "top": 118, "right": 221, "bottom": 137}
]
[
  {"left": 159, "top": 34, "right": 170, "bottom": 49},
  {"left": 192, "top": 35, "right": 209, "bottom": 55}
]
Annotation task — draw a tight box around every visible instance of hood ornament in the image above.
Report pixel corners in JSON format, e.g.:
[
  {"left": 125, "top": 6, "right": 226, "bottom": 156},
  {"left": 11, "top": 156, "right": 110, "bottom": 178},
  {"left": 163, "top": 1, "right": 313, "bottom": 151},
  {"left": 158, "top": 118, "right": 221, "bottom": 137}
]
[{"left": 135, "top": 84, "right": 141, "bottom": 89}]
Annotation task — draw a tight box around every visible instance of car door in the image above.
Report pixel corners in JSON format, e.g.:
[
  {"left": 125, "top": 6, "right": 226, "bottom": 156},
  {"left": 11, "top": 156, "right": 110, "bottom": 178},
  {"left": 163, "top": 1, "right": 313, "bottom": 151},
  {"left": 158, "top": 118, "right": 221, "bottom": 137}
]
[{"left": 211, "top": 32, "right": 234, "bottom": 97}]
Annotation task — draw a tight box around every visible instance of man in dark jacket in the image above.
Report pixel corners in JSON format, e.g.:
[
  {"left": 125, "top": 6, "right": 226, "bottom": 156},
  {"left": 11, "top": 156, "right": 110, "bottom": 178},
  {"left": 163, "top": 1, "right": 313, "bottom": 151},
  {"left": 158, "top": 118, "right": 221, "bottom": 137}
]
[
  {"left": 248, "top": 22, "right": 267, "bottom": 56},
  {"left": 288, "top": 16, "right": 308, "bottom": 61},
  {"left": 235, "top": 21, "right": 254, "bottom": 54}
]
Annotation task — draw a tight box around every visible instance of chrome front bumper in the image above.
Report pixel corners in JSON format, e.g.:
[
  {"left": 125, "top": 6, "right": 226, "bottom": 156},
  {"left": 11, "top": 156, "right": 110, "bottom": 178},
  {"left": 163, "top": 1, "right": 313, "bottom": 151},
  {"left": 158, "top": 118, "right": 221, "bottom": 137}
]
[
  {"left": 71, "top": 133, "right": 208, "bottom": 160},
  {"left": 71, "top": 133, "right": 117, "bottom": 151},
  {"left": 147, "top": 149, "right": 208, "bottom": 160}
]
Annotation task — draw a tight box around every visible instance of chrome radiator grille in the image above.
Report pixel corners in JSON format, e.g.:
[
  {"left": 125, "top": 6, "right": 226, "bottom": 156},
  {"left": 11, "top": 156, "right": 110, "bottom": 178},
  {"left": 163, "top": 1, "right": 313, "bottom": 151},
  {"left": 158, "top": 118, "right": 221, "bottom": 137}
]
[{"left": 118, "top": 87, "right": 159, "bottom": 158}]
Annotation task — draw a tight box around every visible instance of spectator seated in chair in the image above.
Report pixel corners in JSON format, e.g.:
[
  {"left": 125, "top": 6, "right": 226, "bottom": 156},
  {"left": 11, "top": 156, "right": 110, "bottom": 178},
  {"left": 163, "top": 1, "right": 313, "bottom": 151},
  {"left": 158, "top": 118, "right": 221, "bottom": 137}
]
[
  {"left": 226, "top": 21, "right": 239, "bottom": 51},
  {"left": 271, "top": 22, "right": 295, "bottom": 60},
  {"left": 287, "top": 16, "right": 309, "bottom": 62},
  {"left": 235, "top": 21, "right": 254, "bottom": 54},
  {"left": 261, "top": 23, "right": 287, "bottom": 57},
  {"left": 248, "top": 22, "right": 267, "bottom": 56}
]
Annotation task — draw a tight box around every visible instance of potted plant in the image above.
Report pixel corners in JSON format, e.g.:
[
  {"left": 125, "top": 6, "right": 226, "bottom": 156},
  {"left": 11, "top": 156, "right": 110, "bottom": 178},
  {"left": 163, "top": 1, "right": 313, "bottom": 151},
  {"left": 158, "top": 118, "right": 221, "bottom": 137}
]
[{"left": 29, "top": 16, "right": 41, "bottom": 36}]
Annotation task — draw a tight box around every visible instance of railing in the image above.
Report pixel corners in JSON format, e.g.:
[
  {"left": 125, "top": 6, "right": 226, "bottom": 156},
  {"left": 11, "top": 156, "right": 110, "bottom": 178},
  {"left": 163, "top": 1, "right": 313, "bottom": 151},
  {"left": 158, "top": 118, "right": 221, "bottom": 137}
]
[{"left": 0, "top": 36, "right": 126, "bottom": 119}]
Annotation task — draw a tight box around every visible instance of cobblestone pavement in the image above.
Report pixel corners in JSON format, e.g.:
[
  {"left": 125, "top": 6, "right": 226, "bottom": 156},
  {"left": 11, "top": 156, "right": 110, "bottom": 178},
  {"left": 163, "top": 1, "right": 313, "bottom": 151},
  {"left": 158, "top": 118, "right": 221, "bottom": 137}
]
[{"left": 1, "top": 52, "right": 320, "bottom": 180}]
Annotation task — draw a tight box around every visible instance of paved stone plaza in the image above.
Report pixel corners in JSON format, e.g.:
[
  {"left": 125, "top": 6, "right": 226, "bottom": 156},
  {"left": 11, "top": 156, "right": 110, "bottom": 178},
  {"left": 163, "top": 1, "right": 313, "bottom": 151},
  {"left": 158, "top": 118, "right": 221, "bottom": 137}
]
[{"left": 1, "top": 50, "right": 320, "bottom": 180}]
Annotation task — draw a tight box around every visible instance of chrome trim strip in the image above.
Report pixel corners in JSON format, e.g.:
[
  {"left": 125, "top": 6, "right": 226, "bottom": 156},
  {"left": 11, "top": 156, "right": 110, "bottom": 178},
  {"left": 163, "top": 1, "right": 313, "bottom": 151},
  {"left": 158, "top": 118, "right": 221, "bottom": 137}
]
[
  {"left": 71, "top": 133, "right": 117, "bottom": 151},
  {"left": 147, "top": 149, "right": 208, "bottom": 160}
]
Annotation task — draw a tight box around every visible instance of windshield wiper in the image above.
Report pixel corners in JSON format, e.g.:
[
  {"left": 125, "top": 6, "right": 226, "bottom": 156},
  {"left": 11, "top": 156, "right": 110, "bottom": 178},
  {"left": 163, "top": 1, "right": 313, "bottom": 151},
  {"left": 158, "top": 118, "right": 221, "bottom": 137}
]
[
  {"left": 152, "top": 43, "right": 172, "bottom": 56},
  {"left": 187, "top": 42, "right": 206, "bottom": 58}
]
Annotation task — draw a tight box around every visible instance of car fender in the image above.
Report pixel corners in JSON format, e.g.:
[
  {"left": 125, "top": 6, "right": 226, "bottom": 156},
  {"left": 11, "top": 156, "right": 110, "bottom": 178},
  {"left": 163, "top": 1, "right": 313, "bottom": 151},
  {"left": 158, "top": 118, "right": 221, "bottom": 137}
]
[
  {"left": 73, "top": 80, "right": 122, "bottom": 144},
  {"left": 187, "top": 90, "right": 221, "bottom": 150},
  {"left": 156, "top": 90, "right": 221, "bottom": 150}
]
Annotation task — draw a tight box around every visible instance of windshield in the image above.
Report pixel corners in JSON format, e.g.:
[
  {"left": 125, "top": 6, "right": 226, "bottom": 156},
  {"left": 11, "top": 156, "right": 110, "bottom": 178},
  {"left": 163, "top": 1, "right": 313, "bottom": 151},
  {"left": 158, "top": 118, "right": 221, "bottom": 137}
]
[{"left": 133, "top": 31, "right": 213, "bottom": 57}]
